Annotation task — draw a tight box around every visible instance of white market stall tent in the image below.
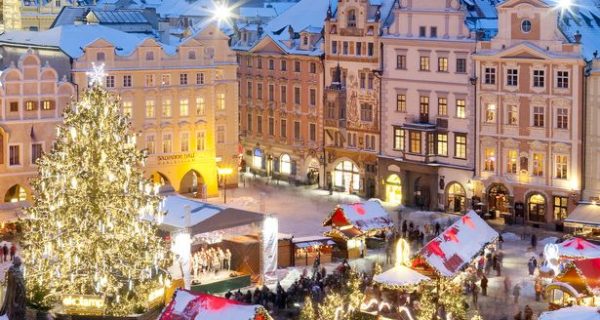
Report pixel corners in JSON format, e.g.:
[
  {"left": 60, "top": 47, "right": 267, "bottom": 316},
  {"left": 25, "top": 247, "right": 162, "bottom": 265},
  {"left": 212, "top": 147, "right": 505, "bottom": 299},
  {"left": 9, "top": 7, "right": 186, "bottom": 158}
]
[
  {"left": 555, "top": 237, "right": 600, "bottom": 260},
  {"left": 539, "top": 306, "right": 600, "bottom": 320}
]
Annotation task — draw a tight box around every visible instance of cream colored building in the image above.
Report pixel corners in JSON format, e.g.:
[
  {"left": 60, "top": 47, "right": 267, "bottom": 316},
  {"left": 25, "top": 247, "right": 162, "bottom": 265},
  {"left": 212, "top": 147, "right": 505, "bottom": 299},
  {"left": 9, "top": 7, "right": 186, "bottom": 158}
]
[
  {"left": 2, "top": 0, "right": 67, "bottom": 31},
  {"left": 379, "top": 0, "right": 476, "bottom": 212},
  {"left": 583, "top": 58, "right": 600, "bottom": 201},
  {"left": 0, "top": 50, "right": 76, "bottom": 204},
  {"left": 473, "top": 0, "right": 584, "bottom": 226}
]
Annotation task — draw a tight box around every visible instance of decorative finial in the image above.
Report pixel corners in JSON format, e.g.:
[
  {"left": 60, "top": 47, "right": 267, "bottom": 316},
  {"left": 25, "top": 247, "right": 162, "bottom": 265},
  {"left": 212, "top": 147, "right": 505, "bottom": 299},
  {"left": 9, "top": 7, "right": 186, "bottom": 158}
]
[{"left": 86, "top": 62, "right": 106, "bottom": 86}]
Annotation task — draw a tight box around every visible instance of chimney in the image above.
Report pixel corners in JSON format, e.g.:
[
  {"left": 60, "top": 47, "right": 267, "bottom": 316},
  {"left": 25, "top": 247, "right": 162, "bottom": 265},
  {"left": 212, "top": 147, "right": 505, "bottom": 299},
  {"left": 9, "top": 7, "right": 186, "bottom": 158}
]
[{"left": 574, "top": 30, "right": 582, "bottom": 44}]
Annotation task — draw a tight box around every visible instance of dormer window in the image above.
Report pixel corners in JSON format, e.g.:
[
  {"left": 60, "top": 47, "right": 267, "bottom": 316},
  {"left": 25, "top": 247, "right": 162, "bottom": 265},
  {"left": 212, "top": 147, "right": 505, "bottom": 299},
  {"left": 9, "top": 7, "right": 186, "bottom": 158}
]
[
  {"left": 188, "top": 51, "right": 196, "bottom": 60},
  {"left": 347, "top": 9, "right": 356, "bottom": 28},
  {"left": 303, "top": 36, "right": 308, "bottom": 46},
  {"left": 521, "top": 20, "right": 532, "bottom": 33},
  {"left": 330, "top": 24, "right": 337, "bottom": 34},
  {"left": 96, "top": 52, "right": 105, "bottom": 61},
  {"left": 146, "top": 51, "right": 154, "bottom": 61}
]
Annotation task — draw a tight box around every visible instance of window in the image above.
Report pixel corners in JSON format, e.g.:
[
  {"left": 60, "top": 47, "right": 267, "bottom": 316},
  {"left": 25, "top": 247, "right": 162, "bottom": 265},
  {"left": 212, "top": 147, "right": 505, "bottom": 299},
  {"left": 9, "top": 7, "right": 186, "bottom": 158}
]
[
  {"left": 360, "top": 104, "right": 373, "bottom": 122},
  {"left": 217, "top": 126, "right": 225, "bottom": 144},
  {"left": 247, "top": 82, "right": 253, "bottom": 98},
  {"left": 508, "top": 105, "right": 518, "bottom": 125},
  {"left": 196, "top": 73, "right": 205, "bottom": 85},
  {"left": 145, "top": 100, "right": 155, "bottom": 118},
  {"left": 367, "top": 43, "right": 374, "bottom": 56},
  {"left": 347, "top": 9, "right": 356, "bottom": 27},
  {"left": 484, "top": 67, "right": 496, "bottom": 85},
  {"left": 310, "top": 62, "right": 317, "bottom": 74},
  {"left": 106, "top": 75, "right": 115, "bottom": 88},
  {"left": 188, "top": 51, "right": 196, "bottom": 60},
  {"left": 485, "top": 104, "right": 496, "bottom": 123},
  {"left": 331, "top": 41, "right": 338, "bottom": 55},
  {"left": 268, "top": 59, "right": 274, "bottom": 70},
  {"left": 180, "top": 132, "right": 189, "bottom": 152},
  {"left": 96, "top": 52, "right": 105, "bottom": 61},
  {"left": 179, "top": 99, "right": 189, "bottom": 117},
  {"left": 257, "top": 84, "right": 263, "bottom": 100},
  {"left": 557, "top": 108, "right": 568, "bottom": 129},
  {"left": 419, "top": 26, "right": 426, "bottom": 37},
  {"left": 281, "top": 60, "right": 287, "bottom": 71},
  {"left": 396, "top": 94, "right": 406, "bottom": 112},
  {"left": 162, "top": 99, "right": 172, "bottom": 117},
  {"left": 269, "top": 84, "right": 275, "bottom": 101},
  {"left": 555, "top": 155, "right": 568, "bottom": 179},
  {"left": 257, "top": 115, "right": 263, "bottom": 134},
  {"left": 294, "top": 61, "right": 301, "bottom": 72},
  {"left": 430, "top": 27, "right": 437, "bottom": 38},
  {"left": 257, "top": 58, "right": 262, "bottom": 69},
  {"left": 294, "top": 121, "right": 301, "bottom": 140},
  {"left": 507, "top": 150, "right": 518, "bottom": 174},
  {"left": 145, "top": 51, "right": 154, "bottom": 61},
  {"left": 280, "top": 119, "right": 287, "bottom": 138},
  {"left": 179, "top": 73, "right": 188, "bottom": 85},
  {"left": 309, "top": 123, "right": 316, "bottom": 141},
  {"left": 365, "top": 135, "right": 375, "bottom": 151},
  {"left": 247, "top": 56, "right": 252, "bottom": 68},
  {"left": 521, "top": 19, "right": 532, "bottom": 33},
  {"left": 9, "top": 102, "right": 18, "bottom": 112},
  {"left": 25, "top": 101, "right": 36, "bottom": 111},
  {"left": 533, "top": 70, "right": 545, "bottom": 87},
  {"left": 533, "top": 153, "right": 544, "bottom": 176},
  {"left": 427, "top": 133, "right": 435, "bottom": 155},
  {"left": 419, "top": 56, "right": 430, "bottom": 71},
  {"left": 217, "top": 93, "right": 225, "bottom": 111},
  {"left": 438, "top": 97, "right": 447, "bottom": 116},
  {"left": 123, "top": 75, "right": 132, "bottom": 87},
  {"left": 368, "top": 74, "right": 374, "bottom": 89},
  {"left": 393, "top": 128, "right": 404, "bottom": 151},
  {"left": 419, "top": 96, "right": 429, "bottom": 116},
  {"left": 557, "top": 71, "right": 569, "bottom": 88},
  {"left": 309, "top": 88, "right": 316, "bottom": 106},
  {"left": 438, "top": 57, "right": 448, "bottom": 72},
  {"left": 266, "top": 117, "right": 274, "bottom": 136},
  {"left": 122, "top": 101, "right": 132, "bottom": 117},
  {"left": 280, "top": 154, "right": 292, "bottom": 174},
  {"left": 145, "top": 74, "right": 154, "bottom": 87},
  {"left": 533, "top": 106, "right": 544, "bottom": 127},
  {"left": 437, "top": 133, "right": 448, "bottom": 156},
  {"left": 42, "top": 100, "right": 53, "bottom": 110},
  {"left": 161, "top": 74, "right": 171, "bottom": 86},
  {"left": 31, "top": 143, "right": 43, "bottom": 164},
  {"left": 162, "top": 133, "right": 172, "bottom": 153},
  {"left": 409, "top": 132, "right": 421, "bottom": 153},
  {"left": 146, "top": 135, "right": 155, "bottom": 154},
  {"left": 456, "top": 58, "right": 467, "bottom": 73},
  {"left": 360, "top": 72, "right": 366, "bottom": 89},
  {"left": 553, "top": 196, "right": 568, "bottom": 221},
  {"left": 247, "top": 114, "right": 253, "bottom": 133},
  {"left": 294, "top": 87, "right": 301, "bottom": 104},
  {"left": 396, "top": 55, "right": 406, "bottom": 69},
  {"left": 484, "top": 148, "right": 495, "bottom": 171},
  {"left": 356, "top": 42, "right": 362, "bottom": 56},
  {"left": 280, "top": 86, "right": 287, "bottom": 103},
  {"left": 9, "top": 145, "right": 19, "bottom": 166},
  {"left": 507, "top": 68, "right": 518, "bottom": 86},
  {"left": 196, "top": 131, "right": 205, "bottom": 151},
  {"left": 455, "top": 134, "right": 466, "bottom": 159},
  {"left": 196, "top": 97, "right": 205, "bottom": 116}
]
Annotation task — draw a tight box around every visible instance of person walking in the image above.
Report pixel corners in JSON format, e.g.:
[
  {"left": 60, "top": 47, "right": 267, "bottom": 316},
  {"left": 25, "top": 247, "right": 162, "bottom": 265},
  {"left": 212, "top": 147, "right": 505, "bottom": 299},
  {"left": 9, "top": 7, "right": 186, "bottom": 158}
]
[
  {"left": 524, "top": 305, "right": 533, "bottom": 320},
  {"left": 402, "top": 220, "right": 408, "bottom": 238},
  {"left": 531, "top": 234, "right": 537, "bottom": 249},
  {"left": 535, "top": 279, "right": 543, "bottom": 302},
  {"left": 9, "top": 244, "right": 15, "bottom": 261},
  {"left": 2, "top": 244, "right": 8, "bottom": 262},
  {"left": 513, "top": 283, "right": 521, "bottom": 304},
  {"left": 481, "top": 275, "right": 488, "bottom": 296},
  {"left": 435, "top": 222, "right": 441, "bottom": 236},
  {"left": 504, "top": 276, "right": 512, "bottom": 302},
  {"left": 528, "top": 257, "right": 535, "bottom": 276},
  {"left": 471, "top": 282, "right": 479, "bottom": 306}
]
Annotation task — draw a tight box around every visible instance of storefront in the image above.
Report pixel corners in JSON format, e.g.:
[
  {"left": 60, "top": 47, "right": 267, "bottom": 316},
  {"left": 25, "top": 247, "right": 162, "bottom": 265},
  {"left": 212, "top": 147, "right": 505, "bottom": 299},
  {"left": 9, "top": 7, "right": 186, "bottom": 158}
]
[
  {"left": 333, "top": 160, "right": 360, "bottom": 193},
  {"left": 292, "top": 236, "right": 334, "bottom": 267},
  {"left": 252, "top": 148, "right": 263, "bottom": 170},
  {"left": 446, "top": 182, "right": 466, "bottom": 214},
  {"left": 565, "top": 203, "right": 600, "bottom": 240},
  {"left": 487, "top": 183, "right": 510, "bottom": 215},
  {"left": 528, "top": 193, "right": 547, "bottom": 223},
  {"left": 385, "top": 174, "right": 402, "bottom": 205}
]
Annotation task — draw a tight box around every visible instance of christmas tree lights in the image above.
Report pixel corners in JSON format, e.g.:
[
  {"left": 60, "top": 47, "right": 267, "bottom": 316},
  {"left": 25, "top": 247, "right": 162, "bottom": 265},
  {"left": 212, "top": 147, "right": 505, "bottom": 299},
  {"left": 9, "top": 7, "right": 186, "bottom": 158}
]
[{"left": 21, "top": 82, "right": 170, "bottom": 315}]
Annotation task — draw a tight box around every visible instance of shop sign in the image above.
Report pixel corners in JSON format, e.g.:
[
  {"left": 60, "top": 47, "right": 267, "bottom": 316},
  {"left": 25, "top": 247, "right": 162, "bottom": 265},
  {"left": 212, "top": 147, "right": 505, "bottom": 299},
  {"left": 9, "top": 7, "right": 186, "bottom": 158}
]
[
  {"left": 62, "top": 294, "right": 105, "bottom": 314},
  {"left": 157, "top": 152, "right": 197, "bottom": 165}
]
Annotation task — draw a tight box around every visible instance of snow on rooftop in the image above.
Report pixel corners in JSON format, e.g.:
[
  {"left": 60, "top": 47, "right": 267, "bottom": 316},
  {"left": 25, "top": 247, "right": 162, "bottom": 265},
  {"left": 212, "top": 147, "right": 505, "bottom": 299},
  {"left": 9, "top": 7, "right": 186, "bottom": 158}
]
[
  {"left": 158, "top": 195, "right": 224, "bottom": 230},
  {"left": 539, "top": 306, "right": 600, "bottom": 320},
  {"left": 265, "top": 0, "right": 335, "bottom": 37}
]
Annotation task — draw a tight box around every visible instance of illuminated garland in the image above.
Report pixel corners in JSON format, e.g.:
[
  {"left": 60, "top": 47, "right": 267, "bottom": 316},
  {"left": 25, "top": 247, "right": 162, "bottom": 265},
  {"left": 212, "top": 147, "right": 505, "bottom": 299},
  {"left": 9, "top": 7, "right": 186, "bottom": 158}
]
[{"left": 21, "top": 85, "right": 170, "bottom": 315}]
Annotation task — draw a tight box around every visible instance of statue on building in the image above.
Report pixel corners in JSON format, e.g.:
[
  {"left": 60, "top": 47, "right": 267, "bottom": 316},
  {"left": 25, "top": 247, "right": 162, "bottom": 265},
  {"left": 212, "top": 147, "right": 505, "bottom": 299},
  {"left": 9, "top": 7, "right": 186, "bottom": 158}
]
[{"left": 0, "top": 256, "right": 26, "bottom": 319}]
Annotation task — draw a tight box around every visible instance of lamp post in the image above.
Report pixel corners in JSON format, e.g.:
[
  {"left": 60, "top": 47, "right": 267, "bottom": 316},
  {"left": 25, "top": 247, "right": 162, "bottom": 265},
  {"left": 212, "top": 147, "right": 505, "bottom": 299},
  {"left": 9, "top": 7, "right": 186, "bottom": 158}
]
[{"left": 218, "top": 167, "right": 233, "bottom": 204}]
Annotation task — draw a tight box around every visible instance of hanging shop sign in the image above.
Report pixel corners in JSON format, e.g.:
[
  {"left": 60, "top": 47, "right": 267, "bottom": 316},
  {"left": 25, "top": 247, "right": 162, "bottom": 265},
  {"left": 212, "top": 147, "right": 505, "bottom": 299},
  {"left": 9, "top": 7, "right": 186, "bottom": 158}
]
[{"left": 62, "top": 294, "right": 105, "bottom": 315}]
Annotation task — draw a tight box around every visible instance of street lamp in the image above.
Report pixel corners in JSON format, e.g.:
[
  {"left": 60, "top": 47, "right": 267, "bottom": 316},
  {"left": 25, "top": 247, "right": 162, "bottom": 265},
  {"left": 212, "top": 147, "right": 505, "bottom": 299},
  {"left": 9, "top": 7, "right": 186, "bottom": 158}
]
[{"left": 218, "top": 167, "right": 233, "bottom": 204}]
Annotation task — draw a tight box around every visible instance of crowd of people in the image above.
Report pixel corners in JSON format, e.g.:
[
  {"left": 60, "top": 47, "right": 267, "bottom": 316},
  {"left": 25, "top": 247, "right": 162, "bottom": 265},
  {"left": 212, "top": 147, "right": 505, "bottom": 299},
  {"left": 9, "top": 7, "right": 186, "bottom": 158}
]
[{"left": 191, "top": 247, "right": 232, "bottom": 283}]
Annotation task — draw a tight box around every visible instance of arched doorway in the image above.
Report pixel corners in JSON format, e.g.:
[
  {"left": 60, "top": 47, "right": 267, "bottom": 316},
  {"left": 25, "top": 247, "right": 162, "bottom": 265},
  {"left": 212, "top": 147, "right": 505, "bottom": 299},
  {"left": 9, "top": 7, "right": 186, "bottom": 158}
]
[
  {"left": 252, "top": 148, "right": 264, "bottom": 169},
  {"left": 280, "top": 154, "right": 292, "bottom": 175},
  {"left": 413, "top": 177, "right": 430, "bottom": 209},
  {"left": 446, "top": 182, "right": 466, "bottom": 213},
  {"left": 306, "top": 158, "right": 320, "bottom": 185},
  {"left": 151, "top": 172, "right": 170, "bottom": 186},
  {"left": 487, "top": 183, "right": 509, "bottom": 214},
  {"left": 333, "top": 160, "right": 359, "bottom": 193},
  {"left": 385, "top": 174, "right": 402, "bottom": 205},
  {"left": 528, "top": 193, "right": 547, "bottom": 222},
  {"left": 4, "top": 185, "right": 27, "bottom": 203},
  {"left": 180, "top": 170, "right": 205, "bottom": 197}
]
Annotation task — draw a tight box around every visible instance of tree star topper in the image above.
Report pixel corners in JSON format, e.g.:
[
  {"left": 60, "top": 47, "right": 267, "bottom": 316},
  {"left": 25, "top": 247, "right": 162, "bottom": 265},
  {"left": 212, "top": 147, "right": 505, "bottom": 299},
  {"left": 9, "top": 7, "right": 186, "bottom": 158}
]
[{"left": 86, "top": 62, "right": 106, "bottom": 86}]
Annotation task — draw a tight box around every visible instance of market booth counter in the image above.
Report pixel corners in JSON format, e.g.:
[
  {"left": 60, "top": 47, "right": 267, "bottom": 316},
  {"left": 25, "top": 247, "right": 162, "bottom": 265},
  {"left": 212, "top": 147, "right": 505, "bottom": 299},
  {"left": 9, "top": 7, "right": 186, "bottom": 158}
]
[{"left": 292, "top": 236, "right": 335, "bottom": 266}]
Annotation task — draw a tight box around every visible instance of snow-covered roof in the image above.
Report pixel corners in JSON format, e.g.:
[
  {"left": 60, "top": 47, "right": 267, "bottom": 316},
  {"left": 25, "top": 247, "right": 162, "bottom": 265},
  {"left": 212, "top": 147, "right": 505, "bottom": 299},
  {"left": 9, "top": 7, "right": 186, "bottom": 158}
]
[
  {"left": 373, "top": 265, "right": 430, "bottom": 288},
  {"left": 323, "top": 200, "right": 393, "bottom": 233},
  {"left": 539, "top": 306, "right": 600, "bottom": 320},
  {"left": 556, "top": 237, "right": 600, "bottom": 259},
  {"left": 415, "top": 211, "right": 498, "bottom": 278},
  {"left": 565, "top": 203, "right": 600, "bottom": 228},
  {"left": 160, "top": 289, "right": 273, "bottom": 320},
  {"left": 552, "top": 0, "right": 600, "bottom": 59},
  {"left": 155, "top": 0, "right": 213, "bottom": 18},
  {"left": 264, "top": 0, "right": 334, "bottom": 36}
]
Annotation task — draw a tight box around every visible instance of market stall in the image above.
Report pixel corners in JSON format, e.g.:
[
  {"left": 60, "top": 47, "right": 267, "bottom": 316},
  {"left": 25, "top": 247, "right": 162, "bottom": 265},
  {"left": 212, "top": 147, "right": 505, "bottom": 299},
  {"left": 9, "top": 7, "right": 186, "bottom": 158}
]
[
  {"left": 539, "top": 306, "right": 600, "bottom": 320},
  {"left": 556, "top": 238, "right": 600, "bottom": 260},
  {"left": 292, "top": 236, "right": 335, "bottom": 267},
  {"left": 564, "top": 203, "right": 600, "bottom": 240},
  {"left": 0, "top": 202, "right": 26, "bottom": 236},
  {"left": 546, "top": 258, "right": 600, "bottom": 309},
  {"left": 159, "top": 289, "right": 272, "bottom": 320},
  {"left": 411, "top": 211, "right": 499, "bottom": 278},
  {"left": 157, "top": 195, "right": 277, "bottom": 292}
]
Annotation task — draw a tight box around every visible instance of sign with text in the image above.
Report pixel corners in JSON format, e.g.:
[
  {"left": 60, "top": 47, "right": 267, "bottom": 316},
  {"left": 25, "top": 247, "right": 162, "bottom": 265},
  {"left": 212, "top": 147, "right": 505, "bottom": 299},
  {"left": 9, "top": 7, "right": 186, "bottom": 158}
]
[
  {"left": 62, "top": 294, "right": 105, "bottom": 315},
  {"left": 157, "top": 152, "right": 197, "bottom": 165}
]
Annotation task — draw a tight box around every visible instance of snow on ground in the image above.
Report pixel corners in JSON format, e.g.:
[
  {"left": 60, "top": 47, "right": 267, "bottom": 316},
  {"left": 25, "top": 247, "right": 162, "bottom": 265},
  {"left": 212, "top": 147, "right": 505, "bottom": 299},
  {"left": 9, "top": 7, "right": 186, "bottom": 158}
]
[
  {"left": 502, "top": 232, "right": 521, "bottom": 241},
  {"left": 540, "top": 236, "right": 560, "bottom": 245}
]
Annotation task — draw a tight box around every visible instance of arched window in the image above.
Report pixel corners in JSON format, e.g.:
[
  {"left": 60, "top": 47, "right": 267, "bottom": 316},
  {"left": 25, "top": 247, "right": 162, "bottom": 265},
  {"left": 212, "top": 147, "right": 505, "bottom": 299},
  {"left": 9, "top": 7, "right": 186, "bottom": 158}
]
[
  {"left": 528, "top": 193, "right": 546, "bottom": 222},
  {"left": 4, "top": 185, "right": 26, "bottom": 203},
  {"left": 385, "top": 174, "right": 402, "bottom": 204},
  {"left": 253, "top": 148, "right": 263, "bottom": 169},
  {"left": 330, "top": 24, "right": 337, "bottom": 34},
  {"left": 347, "top": 9, "right": 356, "bottom": 27},
  {"left": 334, "top": 160, "right": 360, "bottom": 192},
  {"left": 280, "top": 154, "right": 292, "bottom": 174}
]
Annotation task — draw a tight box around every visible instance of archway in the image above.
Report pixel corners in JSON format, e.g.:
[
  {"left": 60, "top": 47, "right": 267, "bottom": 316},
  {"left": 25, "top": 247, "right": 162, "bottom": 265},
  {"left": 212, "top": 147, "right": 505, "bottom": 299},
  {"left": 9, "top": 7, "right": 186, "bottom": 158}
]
[
  {"left": 252, "top": 148, "right": 264, "bottom": 169},
  {"left": 385, "top": 174, "right": 402, "bottom": 205},
  {"left": 180, "top": 170, "right": 205, "bottom": 197},
  {"left": 487, "top": 183, "right": 509, "bottom": 214},
  {"left": 150, "top": 171, "right": 171, "bottom": 186},
  {"left": 333, "top": 160, "right": 359, "bottom": 193},
  {"left": 527, "top": 193, "right": 547, "bottom": 223},
  {"left": 4, "top": 184, "right": 27, "bottom": 203},
  {"left": 446, "top": 182, "right": 466, "bottom": 214},
  {"left": 280, "top": 154, "right": 292, "bottom": 175},
  {"left": 306, "top": 158, "right": 320, "bottom": 185}
]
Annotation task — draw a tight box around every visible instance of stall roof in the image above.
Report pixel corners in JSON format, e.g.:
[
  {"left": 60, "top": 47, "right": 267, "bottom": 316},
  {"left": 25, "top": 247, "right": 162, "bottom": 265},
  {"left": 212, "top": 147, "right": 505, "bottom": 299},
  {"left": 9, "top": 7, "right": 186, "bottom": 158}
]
[
  {"left": 373, "top": 265, "right": 430, "bottom": 289},
  {"left": 292, "top": 236, "right": 335, "bottom": 248},
  {"left": 556, "top": 238, "right": 600, "bottom": 259},
  {"left": 323, "top": 200, "right": 393, "bottom": 233},
  {"left": 569, "top": 258, "right": 600, "bottom": 292},
  {"left": 414, "top": 211, "right": 498, "bottom": 278},
  {"left": 565, "top": 204, "right": 600, "bottom": 228},
  {"left": 158, "top": 195, "right": 265, "bottom": 234},
  {"left": 159, "top": 289, "right": 272, "bottom": 320},
  {"left": 539, "top": 306, "right": 600, "bottom": 320}
]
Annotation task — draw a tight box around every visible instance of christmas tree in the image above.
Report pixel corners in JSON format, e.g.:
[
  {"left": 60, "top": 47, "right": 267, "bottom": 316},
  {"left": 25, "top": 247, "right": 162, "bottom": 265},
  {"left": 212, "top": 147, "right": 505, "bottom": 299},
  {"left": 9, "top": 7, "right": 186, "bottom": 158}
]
[
  {"left": 346, "top": 269, "right": 364, "bottom": 313},
  {"left": 317, "top": 292, "right": 344, "bottom": 320},
  {"left": 21, "top": 71, "right": 169, "bottom": 315},
  {"left": 299, "top": 296, "right": 316, "bottom": 320}
]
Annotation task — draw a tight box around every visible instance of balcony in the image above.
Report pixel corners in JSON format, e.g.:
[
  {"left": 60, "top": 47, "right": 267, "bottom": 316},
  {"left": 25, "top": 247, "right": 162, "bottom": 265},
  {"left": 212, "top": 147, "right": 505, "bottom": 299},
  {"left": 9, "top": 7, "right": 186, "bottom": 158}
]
[{"left": 419, "top": 113, "right": 429, "bottom": 124}]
